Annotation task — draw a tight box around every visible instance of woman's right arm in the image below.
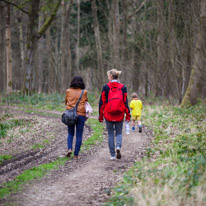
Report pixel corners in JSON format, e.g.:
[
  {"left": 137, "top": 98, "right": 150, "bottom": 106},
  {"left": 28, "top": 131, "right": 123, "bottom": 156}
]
[{"left": 122, "top": 86, "right": 131, "bottom": 121}]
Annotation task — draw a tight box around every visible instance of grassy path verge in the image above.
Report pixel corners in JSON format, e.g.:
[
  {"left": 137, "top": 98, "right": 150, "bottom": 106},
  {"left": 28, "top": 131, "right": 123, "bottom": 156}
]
[
  {"left": 0, "top": 118, "right": 104, "bottom": 200},
  {"left": 105, "top": 102, "right": 206, "bottom": 206}
]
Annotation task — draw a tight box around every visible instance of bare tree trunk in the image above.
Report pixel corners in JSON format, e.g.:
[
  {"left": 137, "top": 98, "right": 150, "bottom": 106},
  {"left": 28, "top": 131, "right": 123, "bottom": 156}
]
[
  {"left": 46, "top": 28, "right": 61, "bottom": 93},
  {"left": 37, "top": 37, "right": 44, "bottom": 93},
  {"left": 181, "top": 37, "right": 187, "bottom": 101},
  {"left": 180, "top": 28, "right": 191, "bottom": 103},
  {"left": 24, "top": 0, "right": 61, "bottom": 93},
  {"left": 76, "top": 0, "right": 80, "bottom": 74},
  {"left": 36, "top": 14, "right": 45, "bottom": 93},
  {"left": 132, "top": 47, "right": 140, "bottom": 92},
  {"left": 106, "top": 0, "right": 113, "bottom": 68},
  {"left": 60, "top": 0, "right": 73, "bottom": 92},
  {"left": 24, "top": 0, "right": 40, "bottom": 92},
  {"left": 130, "top": 1, "right": 145, "bottom": 92},
  {"left": 156, "top": 0, "right": 166, "bottom": 96},
  {"left": 181, "top": 0, "right": 206, "bottom": 105},
  {"left": 46, "top": 29, "right": 55, "bottom": 93},
  {"left": 91, "top": 0, "right": 104, "bottom": 88},
  {"left": 112, "top": 0, "right": 120, "bottom": 69},
  {"left": 18, "top": 12, "right": 25, "bottom": 89},
  {"left": 60, "top": 0, "right": 65, "bottom": 90},
  {"left": 5, "top": 3, "right": 12, "bottom": 93},
  {"left": 121, "top": 0, "right": 128, "bottom": 83},
  {"left": 122, "top": 0, "right": 127, "bottom": 61},
  {"left": 167, "top": 0, "right": 179, "bottom": 100},
  {"left": 143, "top": 0, "right": 147, "bottom": 96},
  {"left": 55, "top": 28, "right": 61, "bottom": 92},
  {"left": 0, "top": 3, "right": 5, "bottom": 92}
]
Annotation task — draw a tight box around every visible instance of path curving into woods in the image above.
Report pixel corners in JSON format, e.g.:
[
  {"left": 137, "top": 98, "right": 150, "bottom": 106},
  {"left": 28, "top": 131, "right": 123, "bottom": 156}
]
[{"left": 0, "top": 106, "right": 152, "bottom": 206}]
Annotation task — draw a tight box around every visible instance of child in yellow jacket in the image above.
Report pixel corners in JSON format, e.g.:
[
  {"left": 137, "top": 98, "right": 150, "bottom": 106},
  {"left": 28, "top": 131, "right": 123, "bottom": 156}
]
[{"left": 129, "top": 93, "right": 142, "bottom": 132}]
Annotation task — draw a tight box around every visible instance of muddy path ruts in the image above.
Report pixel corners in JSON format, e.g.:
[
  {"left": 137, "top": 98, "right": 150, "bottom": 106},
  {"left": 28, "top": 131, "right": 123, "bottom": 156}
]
[
  {"left": 0, "top": 125, "right": 88, "bottom": 184},
  {"left": 0, "top": 106, "right": 91, "bottom": 185},
  {"left": 0, "top": 106, "right": 152, "bottom": 206}
]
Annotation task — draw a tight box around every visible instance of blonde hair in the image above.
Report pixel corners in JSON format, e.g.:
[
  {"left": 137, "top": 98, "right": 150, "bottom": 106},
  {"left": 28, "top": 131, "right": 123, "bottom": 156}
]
[
  {"left": 131, "top": 92, "right": 138, "bottom": 98},
  {"left": 107, "top": 69, "right": 122, "bottom": 79}
]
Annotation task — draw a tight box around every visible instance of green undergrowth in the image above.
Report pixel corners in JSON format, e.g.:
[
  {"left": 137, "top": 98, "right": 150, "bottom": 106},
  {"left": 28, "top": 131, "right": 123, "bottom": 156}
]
[
  {"left": 31, "top": 139, "right": 50, "bottom": 150},
  {"left": 0, "top": 155, "right": 13, "bottom": 164},
  {"left": 0, "top": 157, "right": 68, "bottom": 199},
  {"left": 82, "top": 118, "right": 104, "bottom": 150},
  {"left": 0, "top": 92, "right": 64, "bottom": 111},
  {"left": 0, "top": 119, "right": 104, "bottom": 200},
  {"left": 0, "top": 116, "right": 32, "bottom": 139},
  {"left": 105, "top": 101, "right": 206, "bottom": 206},
  {"left": 0, "top": 92, "right": 98, "bottom": 112}
]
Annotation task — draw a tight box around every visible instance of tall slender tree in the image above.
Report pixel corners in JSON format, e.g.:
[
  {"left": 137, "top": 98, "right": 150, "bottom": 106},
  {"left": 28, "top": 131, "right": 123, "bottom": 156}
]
[
  {"left": 112, "top": 0, "right": 120, "bottom": 69},
  {"left": 91, "top": 0, "right": 104, "bottom": 87},
  {"left": 60, "top": 0, "right": 73, "bottom": 92},
  {"left": 181, "top": 0, "right": 206, "bottom": 105},
  {"left": 76, "top": 0, "right": 80, "bottom": 73},
  {"left": 25, "top": 0, "right": 61, "bottom": 92},
  {"left": 156, "top": 0, "right": 166, "bottom": 96},
  {"left": 0, "top": 2, "right": 5, "bottom": 91},
  {"left": 5, "top": 2, "right": 12, "bottom": 93}
]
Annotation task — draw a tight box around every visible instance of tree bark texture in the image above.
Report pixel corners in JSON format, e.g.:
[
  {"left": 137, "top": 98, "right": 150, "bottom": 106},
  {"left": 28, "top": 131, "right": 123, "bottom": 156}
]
[
  {"left": 46, "top": 29, "right": 55, "bottom": 93},
  {"left": 60, "top": 0, "right": 73, "bottom": 92},
  {"left": 38, "top": 0, "right": 61, "bottom": 39},
  {"left": 17, "top": 11, "right": 25, "bottom": 89},
  {"left": 121, "top": 0, "right": 128, "bottom": 83},
  {"left": 181, "top": 0, "right": 206, "bottom": 105},
  {"left": 0, "top": 3, "right": 5, "bottom": 91},
  {"left": 112, "top": 0, "right": 120, "bottom": 69},
  {"left": 25, "top": 0, "right": 40, "bottom": 92},
  {"left": 24, "top": 0, "right": 61, "bottom": 92},
  {"left": 91, "top": 0, "right": 104, "bottom": 88},
  {"left": 106, "top": 0, "right": 113, "bottom": 68},
  {"left": 156, "top": 0, "right": 166, "bottom": 96},
  {"left": 5, "top": 3, "right": 12, "bottom": 93},
  {"left": 76, "top": 0, "right": 80, "bottom": 73},
  {"left": 167, "top": 0, "right": 178, "bottom": 99}
]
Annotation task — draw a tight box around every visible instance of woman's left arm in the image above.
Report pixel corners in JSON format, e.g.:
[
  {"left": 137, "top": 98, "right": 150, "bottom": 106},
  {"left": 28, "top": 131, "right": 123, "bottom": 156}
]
[
  {"left": 84, "top": 90, "right": 88, "bottom": 102},
  {"left": 122, "top": 86, "right": 131, "bottom": 121}
]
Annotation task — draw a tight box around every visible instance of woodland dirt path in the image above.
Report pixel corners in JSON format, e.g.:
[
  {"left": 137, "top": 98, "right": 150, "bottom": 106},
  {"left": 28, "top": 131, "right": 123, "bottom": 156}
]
[{"left": 0, "top": 106, "right": 152, "bottom": 206}]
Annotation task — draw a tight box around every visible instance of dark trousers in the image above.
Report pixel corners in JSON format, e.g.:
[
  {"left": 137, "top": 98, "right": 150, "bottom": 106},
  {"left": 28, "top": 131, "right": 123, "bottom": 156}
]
[{"left": 67, "top": 115, "right": 85, "bottom": 156}]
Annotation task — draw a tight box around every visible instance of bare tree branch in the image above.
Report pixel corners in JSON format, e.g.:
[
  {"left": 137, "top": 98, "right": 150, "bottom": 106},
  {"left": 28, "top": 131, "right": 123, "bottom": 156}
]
[
  {"left": 0, "top": 0, "right": 29, "bottom": 15},
  {"left": 128, "top": 1, "right": 144, "bottom": 19},
  {"left": 38, "top": 0, "right": 61, "bottom": 39}
]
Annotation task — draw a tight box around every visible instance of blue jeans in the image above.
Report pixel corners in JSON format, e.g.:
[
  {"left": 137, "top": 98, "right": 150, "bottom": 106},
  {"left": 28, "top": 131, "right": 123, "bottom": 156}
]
[
  {"left": 67, "top": 115, "right": 86, "bottom": 156},
  {"left": 105, "top": 120, "right": 123, "bottom": 157}
]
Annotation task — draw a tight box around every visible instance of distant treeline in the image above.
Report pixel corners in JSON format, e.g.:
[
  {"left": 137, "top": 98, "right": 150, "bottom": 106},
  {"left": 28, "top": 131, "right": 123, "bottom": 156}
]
[{"left": 0, "top": 0, "right": 205, "bottom": 105}]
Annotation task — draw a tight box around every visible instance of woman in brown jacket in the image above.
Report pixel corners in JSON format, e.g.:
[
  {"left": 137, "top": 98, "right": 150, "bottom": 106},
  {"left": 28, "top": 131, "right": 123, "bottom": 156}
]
[{"left": 65, "top": 76, "right": 88, "bottom": 159}]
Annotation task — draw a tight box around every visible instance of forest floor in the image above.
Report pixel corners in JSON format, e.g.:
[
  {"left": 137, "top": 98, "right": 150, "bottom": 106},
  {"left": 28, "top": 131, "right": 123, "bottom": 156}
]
[{"left": 0, "top": 106, "right": 152, "bottom": 206}]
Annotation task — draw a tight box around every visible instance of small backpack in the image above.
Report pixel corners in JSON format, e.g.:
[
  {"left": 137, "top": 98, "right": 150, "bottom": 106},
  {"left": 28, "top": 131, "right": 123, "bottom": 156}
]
[
  {"left": 107, "top": 83, "right": 125, "bottom": 114},
  {"left": 62, "top": 90, "right": 84, "bottom": 126}
]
